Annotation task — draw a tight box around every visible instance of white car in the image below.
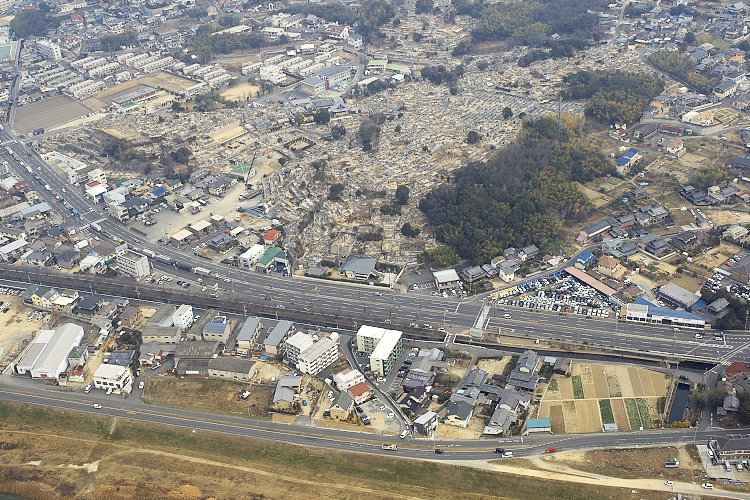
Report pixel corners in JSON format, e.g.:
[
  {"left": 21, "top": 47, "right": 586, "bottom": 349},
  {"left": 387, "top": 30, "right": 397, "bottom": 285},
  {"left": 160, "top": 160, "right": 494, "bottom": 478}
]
[
  {"left": 379, "top": 405, "right": 386, "bottom": 411},
  {"left": 386, "top": 412, "right": 395, "bottom": 419},
  {"left": 664, "top": 481, "right": 673, "bottom": 486},
  {"left": 138, "top": 381, "right": 145, "bottom": 390},
  {"left": 701, "top": 483, "right": 713, "bottom": 489},
  {"left": 93, "top": 404, "right": 102, "bottom": 409},
  {"left": 695, "top": 333, "right": 703, "bottom": 339}
]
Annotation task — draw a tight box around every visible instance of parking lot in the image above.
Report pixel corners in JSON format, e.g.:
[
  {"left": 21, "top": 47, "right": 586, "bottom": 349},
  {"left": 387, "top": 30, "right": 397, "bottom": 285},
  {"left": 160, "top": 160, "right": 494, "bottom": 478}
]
[
  {"left": 493, "top": 273, "right": 615, "bottom": 318},
  {"left": 700, "top": 442, "right": 749, "bottom": 486}
]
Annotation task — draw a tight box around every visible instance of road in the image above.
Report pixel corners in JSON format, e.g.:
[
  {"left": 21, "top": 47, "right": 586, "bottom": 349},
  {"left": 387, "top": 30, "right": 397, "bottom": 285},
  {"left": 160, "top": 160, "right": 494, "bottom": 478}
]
[
  {"left": 0, "top": 381, "right": 742, "bottom": 462},
  {"left": 2, "top": 130, "right": 750, "bottom": 365}
]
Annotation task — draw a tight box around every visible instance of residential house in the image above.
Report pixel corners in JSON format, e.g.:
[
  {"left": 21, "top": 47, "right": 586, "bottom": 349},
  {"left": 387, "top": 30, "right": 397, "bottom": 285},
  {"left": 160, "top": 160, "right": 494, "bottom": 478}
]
[
  {"left": 339, "top": 255, "right": 378, "bottom": 281},
  {"left": 347, "top": 381, "right": 372, "bottom": 404},
  {"left": 444, "top": 400, "right": 474, "bottom": 428},
  {"left": 596, "top": 255, "right": 620, "bottom": 277},
  {"left": 330, "top": 391, "right": 354, "bottom": 420},
  {"left": 272, "top": 375, "right": 302, "bottom": 411}
]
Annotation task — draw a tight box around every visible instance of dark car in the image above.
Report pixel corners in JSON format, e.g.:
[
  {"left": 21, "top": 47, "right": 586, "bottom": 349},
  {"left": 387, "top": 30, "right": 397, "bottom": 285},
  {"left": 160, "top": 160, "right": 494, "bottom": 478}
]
[
  {"left": 495, "top": 448, "right": 505, "bottom": 454},
  {"left": 434, "top": 449, "right": 445, "bottom": 454},
  {"left": 678, "top": 375, "right": 689, "bottom": 381}
]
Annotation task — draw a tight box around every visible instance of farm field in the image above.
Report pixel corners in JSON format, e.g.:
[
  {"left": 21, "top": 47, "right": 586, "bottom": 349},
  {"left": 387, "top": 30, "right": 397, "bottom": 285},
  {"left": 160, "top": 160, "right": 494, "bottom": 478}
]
[{"left": 538, "top": 363, "right": 669, "bottom": 433}]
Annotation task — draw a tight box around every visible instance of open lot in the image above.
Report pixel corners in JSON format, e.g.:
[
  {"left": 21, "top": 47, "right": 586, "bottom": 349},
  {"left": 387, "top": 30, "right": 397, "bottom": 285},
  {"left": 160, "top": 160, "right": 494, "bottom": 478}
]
[
  {"left": 0, "top": 292, "right": 42, "bottom": 366},
  {"left": 220, "top": 82, "right": 260, "bottom": 102},
  {"left": 144, "top": 377, "right": 273, "bottom": 418},
  {"left": 14, "top": 96, "right": 94, "bottom": 135},
  {"left": 0, "top": 400, "right": 644, "bottom": 500},
  {"left": 538, "top": 363, "right": 669, "bottom": 433},
  {"left": 547, "top": 446, "right": 703, "bottom": 482}
]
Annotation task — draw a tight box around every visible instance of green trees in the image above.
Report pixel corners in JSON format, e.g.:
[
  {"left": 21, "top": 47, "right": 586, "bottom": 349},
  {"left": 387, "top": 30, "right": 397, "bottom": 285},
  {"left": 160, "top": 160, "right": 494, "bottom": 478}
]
[
  {"left": 313, "top": 109, "right": 331, "bottom": 125},
  {"left": 419, "top": 247, "right": 458, "bottom": 268},
  {"left": 562, "top": 70, "right": 664, "bottom": 125},
  {"left": 10, "top": 4, "right": 59, "bottom": 37},
  {"left": 466, "top": 131, "right": 481, "bottom": 144},
  {"left": 415, "top": 0, "right": 434, "bottom": 14},
  {"left": 101, "top": 31, "right": 138, "bottom": 52},
  {"left": 401, "top": 223, "right": 421, "bottom": 238},
  {"left": 502, "top": 107, "right": 513, "bottom": 120},
  {"left": 419, "top": 117, "right": 614, "bottom": 262},
  {"left": 395, "top": 185, "right": 410, "bottom": 205},
  {"left": 648, "top": 51, "right": 717, "bottom": 94},
  {"left": 421, "top": 64, "right": 464, "bottom": 85}
]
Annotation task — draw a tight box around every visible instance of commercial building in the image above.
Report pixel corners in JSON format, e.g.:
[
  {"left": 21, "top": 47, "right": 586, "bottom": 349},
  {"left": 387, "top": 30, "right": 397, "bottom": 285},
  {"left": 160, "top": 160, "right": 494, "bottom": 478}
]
[
  {"left": 238, "top": 244, "right": 265, "bottom": 269},
  {"left": 658, "top": 283, "right": 699, "bottom": 309},
  {"left": 172, "top": 304, "right": 194, "bottom": 330},
  {"left": 622, "top": 298, "right": 706, "bottom": 329},
  {"left": 117, "top": 250, "right": 150, "bottom": 279},
  {"left": 207, "top": 357, "right": 255, "bottom": 381},
  {"left": 15, "top": 323, "right": 85, "bottom": 380},
  {"left": 93, "top": 363, "right": 132, "bottom": 392},
  {"left": 433, "top": 269, "right": 461, "bottom": 292},
  {"left": 203, "top": 317, "right": 232, "bottom": 343},
  {"left": 356, "top": 325, "right": 403, "bottom": 376}
]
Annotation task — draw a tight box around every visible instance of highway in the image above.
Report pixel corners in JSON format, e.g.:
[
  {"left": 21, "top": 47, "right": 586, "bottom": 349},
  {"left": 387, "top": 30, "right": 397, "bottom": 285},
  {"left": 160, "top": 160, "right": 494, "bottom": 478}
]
[{"left": 2, "top": 129, "right": 749, "bottom": 363}]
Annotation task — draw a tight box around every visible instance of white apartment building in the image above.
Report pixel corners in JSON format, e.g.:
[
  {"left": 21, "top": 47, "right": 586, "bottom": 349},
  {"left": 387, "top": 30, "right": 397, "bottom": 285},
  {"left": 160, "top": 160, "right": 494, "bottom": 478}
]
[
  {"left": 284, "top": 331, "right": 314, "bottom": 364},
  {"left": 355, "top": 325, "right": 403, "bottom": 376},
  {"left": 296, "top": 334, "right": 339, "bottom": 376},
  {"left": 117, "top": 251, "right": 150, "bottom": 279},
  {"left": 93, "top": 363, "right": 132, "bottom": 392},
  {"left": 259, "top": 64, "right": 286, "bottom": 85},
  {"left": 87, "top": 168, "right": 107, "bottom": 185},
  {"left": 36, "top": 40, "right": 62, "bottom": 61}
]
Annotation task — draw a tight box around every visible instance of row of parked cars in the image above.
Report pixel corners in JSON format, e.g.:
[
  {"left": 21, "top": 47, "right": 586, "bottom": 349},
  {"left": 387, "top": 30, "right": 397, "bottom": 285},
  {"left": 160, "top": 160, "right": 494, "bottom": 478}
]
[{"left": 496, "top": 275, "right": 613, "bottom": 318}]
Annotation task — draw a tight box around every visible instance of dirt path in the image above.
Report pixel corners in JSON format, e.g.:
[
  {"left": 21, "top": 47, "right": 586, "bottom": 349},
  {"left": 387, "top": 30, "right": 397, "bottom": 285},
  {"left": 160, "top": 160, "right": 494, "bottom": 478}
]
[{"left": 443, "top": 459, "right": 750, "bottom": 500}]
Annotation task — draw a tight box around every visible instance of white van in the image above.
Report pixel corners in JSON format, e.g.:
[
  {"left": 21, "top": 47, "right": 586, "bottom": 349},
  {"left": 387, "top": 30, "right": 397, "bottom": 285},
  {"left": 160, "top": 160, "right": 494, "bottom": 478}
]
[
  {"left": 400, "top": 430, "right": 409, "bottom": 439},
  {"left": 84, "top": 384, "right": 92, "bottom": 394}
]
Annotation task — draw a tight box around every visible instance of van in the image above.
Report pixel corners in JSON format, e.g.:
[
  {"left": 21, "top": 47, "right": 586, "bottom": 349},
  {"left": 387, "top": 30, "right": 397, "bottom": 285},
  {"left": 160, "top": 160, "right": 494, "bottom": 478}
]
[
  {"left": 726, "top": 462, "right": 732, "bottom": 472},
  {"left": 400, "top": 430, "right": 409, "bottom": 439},
  {"left": 84, "top": 384, "right": 92, "bottom": 394}
]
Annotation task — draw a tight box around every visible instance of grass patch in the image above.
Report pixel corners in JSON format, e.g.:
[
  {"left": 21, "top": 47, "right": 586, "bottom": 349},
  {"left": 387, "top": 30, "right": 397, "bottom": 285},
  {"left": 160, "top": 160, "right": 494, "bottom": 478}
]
[
  {"left": 636, "top": 398, "right": 654, "bottom": 430},
  {"left": 625, "top": 398, "right": 642, "bottom": 430},
  {"left": 548, "top": 379, "right": 559, "bottom": 392},
  {"left": 572, "top": 375, "right": 584, "bottom": 399},
  {"left": 657, "top": 396, "right": 666, "bottom": 416},
  {"left": 599, "top": 399, "right": 615, "bottom": 425},
  {"left": 0, "top": 401, "right": 642, "bottom": 500}
]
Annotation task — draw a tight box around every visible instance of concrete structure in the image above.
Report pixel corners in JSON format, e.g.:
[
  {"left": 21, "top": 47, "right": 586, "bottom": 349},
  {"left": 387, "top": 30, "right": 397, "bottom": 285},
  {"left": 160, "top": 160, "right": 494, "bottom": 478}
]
[
  {"left": 284, "top": 331, "right": 314, "bottom": 364},
  {"left": 36, "top": 39, "right": 62, "bottom": 61},
  {"left": 355, "top": 325, "right": 403, "bottom": 377},
  {"left": 658, "top": 283, "right": 699, "bottom": 309},
  {"left": 15, "top": 324, "right": 84, "bottom": 380},
  {"left": 238, "top": 244, "right": 265, "bottom": 269},
  {"left": 93, "top": 363, "right": 132, "bottom": 392},
  {"left": 117, "top": 250, "right": 150, "bottom": 279},
  {"left": 296, "top": 335, "right": 339, "bottom": 376},
  {"left": 171, "top": 304, "right": 194, "bottom": 331},
  {"left": 414, "top": 410, "right": 439, "bottom": 435},
  {"left": 202, "top": 317, "right": 232, "bottom": 343},
  {"left": 433, "top": 269, "right": 461, "bottom": 292}
]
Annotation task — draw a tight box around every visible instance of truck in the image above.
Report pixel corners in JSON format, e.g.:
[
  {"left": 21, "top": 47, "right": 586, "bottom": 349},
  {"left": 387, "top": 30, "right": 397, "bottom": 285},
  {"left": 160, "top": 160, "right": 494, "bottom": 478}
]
[
  {"left": 664, "top": 458, "right": 680, "bottom": 468},
  {"left": 90, "top": 222, "right": 102, "bottom": 232},
  {"left": 142, "top": 249, "right": 156, "bottom": 258},
  {"left": 155, "top": 254, "right": 173, "bottom": 265},
  {"left": 71, "top": 208, "right": 80, "bottom": 217},
  {"left": 44, "top": 184, "right": 51, "bottom": 191},
  {"left": 381, "top": 444, "right": 399, "bottom": 451},
  {"left": 192, "top": 267, "right": 211, "bottom": 276},
  {"left": 238, "top": 207, "right": 263, "bottom": 217}
]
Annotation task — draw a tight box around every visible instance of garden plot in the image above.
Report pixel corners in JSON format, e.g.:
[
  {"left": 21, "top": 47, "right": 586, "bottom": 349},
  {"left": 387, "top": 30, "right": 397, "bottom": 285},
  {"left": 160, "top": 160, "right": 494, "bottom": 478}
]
[{"left": 537, "top": 363, "right": 669, "bottom": 434}]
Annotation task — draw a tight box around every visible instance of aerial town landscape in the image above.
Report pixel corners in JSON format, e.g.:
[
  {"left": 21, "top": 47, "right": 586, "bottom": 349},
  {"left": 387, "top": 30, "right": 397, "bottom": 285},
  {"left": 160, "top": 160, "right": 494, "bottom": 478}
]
[{"left": 6, "top": 0, "right": 750, "bottom": 498}]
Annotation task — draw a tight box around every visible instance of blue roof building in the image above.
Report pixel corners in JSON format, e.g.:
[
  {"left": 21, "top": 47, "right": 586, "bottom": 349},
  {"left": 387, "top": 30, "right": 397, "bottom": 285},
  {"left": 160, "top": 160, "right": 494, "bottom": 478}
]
[{"left": 574, "top": 252, "right": 596, "bottom": 269}]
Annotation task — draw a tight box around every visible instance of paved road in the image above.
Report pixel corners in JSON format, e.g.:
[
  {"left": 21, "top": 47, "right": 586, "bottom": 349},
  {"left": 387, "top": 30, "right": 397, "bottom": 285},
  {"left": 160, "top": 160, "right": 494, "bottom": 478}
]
[
  {"left": 2, "top": 129, "right": 750, "bottom": 363},
  {"left": 0, "top": 381, "right": 741, "bottom": 461}
]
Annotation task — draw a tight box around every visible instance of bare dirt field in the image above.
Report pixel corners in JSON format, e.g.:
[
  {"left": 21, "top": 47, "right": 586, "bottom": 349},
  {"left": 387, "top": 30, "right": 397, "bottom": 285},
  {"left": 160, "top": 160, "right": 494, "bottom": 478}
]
[
  {"left": 436, "top": 416, "right": 485, "bottom": 440},
  {"left": 220, "top": 82, "right": 260, "bottom": 102},
  {"left": 692, "top": 241, "right": 740, "bottom": 272},
  {"left": 140, "top": 70, "right": 200, "bottom": 94},
  {"left": 475, "top": 357, "right": 511, "bottom": 376},
  {"left": 0, "top": 294, "right": 40, "bottom": 364},
  {"left": 538, "top": 363, "right": 669, "bottom": 434},
  {"left": 14, "top": 96, "right": 93, "bottom": 135},
  {"left": 145, "top": 377, "right": 273, "bottom": 418}
]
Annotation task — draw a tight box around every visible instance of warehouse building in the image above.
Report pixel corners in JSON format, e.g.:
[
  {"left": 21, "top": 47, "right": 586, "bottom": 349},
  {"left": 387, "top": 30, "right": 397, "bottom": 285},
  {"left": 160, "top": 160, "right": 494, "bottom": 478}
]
[{"left": 15, "top": 323, "right": 85, "bottom": 380}]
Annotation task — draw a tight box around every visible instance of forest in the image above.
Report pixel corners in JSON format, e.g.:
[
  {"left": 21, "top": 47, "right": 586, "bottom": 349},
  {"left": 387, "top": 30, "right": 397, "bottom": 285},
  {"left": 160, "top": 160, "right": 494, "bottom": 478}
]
[
  {"left": 419, "top": 117, "right": 615, "bottom": 263},
  {"left": 562, "top": 70, "right": 664, "bottom": 124},
  {"left": 10, "top": 3, "right": 59, "bottom": 38},
  {"left": 285, "top": 0, "right": 394, "bottom": 38}
]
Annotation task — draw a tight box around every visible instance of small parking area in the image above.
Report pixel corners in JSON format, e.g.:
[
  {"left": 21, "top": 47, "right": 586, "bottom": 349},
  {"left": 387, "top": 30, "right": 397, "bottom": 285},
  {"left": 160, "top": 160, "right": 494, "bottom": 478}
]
[{"left": 494, "top": 273, "right": 615, "bottom": 318}]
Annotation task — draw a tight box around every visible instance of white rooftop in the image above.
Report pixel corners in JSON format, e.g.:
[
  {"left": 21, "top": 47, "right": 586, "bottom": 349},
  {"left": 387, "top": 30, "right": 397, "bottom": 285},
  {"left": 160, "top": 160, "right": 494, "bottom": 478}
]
[{"left": 433, "top": 269, "right": 460, "bottom": 283}]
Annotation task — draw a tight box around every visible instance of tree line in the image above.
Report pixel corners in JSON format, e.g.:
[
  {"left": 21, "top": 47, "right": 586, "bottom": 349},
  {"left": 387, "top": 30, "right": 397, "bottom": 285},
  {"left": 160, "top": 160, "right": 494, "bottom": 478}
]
[
  {"left": 648, "top": 51, "right": 717, "bottom": 95},
  {"left": 419, "top": 117, "right": 615, "bottom": 263}
]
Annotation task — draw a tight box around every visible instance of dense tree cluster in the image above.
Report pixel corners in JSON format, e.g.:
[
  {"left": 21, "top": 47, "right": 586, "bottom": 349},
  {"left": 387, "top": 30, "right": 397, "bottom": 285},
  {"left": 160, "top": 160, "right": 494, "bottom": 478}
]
[
  {"left": 420, "top": 64, "right": 465, "bottom": 85},
  {"left": 415, "top": 0, "right": 434, "bottom": 14},
  {"left": 285, "top": 0, "right": 393, "bottom": 39},
  {"left": 419, "top": 117, "right": 615, "bottom": 262},
  {"left": 10, "top": 3, "right": 59, "bottom": 38},
  {"left": 458, "top": 0, "right": 606, "bottom": 50},
  {"left": 562, "top": 70, "right": 664, "bottom": 125},
  {"left": 100, "top": 31, "right": 138, "bottom": 52},
  {"left": 648, "top": 51, "right": 716, "bottom": 94},
  {"left": 701, "top": 288, "right": 748, "bottom": 331}
]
